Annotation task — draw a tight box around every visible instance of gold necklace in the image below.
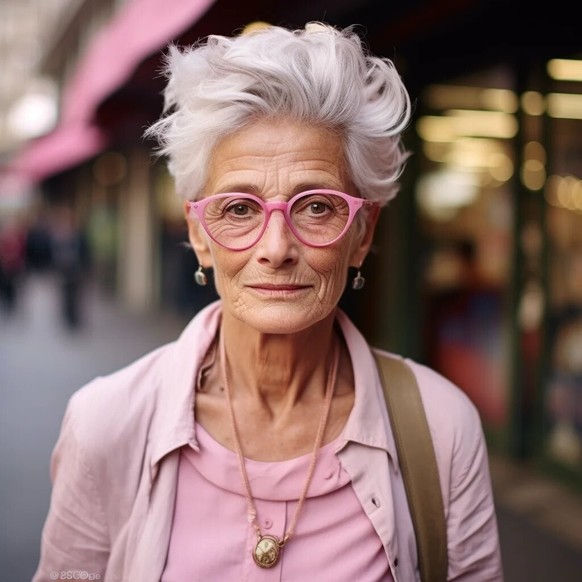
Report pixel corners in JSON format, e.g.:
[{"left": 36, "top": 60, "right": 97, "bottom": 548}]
[{"left": 219, "top": 331, "right": 339, "bottom": 569}]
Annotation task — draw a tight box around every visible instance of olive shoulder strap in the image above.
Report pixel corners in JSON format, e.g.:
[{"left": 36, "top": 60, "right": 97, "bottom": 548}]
[{"left": 373, "top": 352, "right": 448, "bottom": 582}]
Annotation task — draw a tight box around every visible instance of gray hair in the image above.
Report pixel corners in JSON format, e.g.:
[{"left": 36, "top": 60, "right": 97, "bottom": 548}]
[{"left": 145, "top": 22, "right": 411, "bottom": 206}]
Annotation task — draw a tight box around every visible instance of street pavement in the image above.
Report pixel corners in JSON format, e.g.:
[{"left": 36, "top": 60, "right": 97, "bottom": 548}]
[{"left": 1, "top": 274, "right": 581, "bottom": 581}]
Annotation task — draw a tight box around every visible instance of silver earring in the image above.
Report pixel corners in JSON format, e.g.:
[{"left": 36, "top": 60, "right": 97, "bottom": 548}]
[
  {"left": 352, "top": 270, "right": 365, "bottom": 290},
  {"left": 194, "top": 266, "right": 208, "bottom": 286}
]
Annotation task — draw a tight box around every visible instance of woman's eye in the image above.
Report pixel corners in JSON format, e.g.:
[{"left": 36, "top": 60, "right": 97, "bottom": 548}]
[
  {"left": 305, "top": 199, "right": 333, "bottom": 215},
  {"left": 309, "top": 201, "right": 329, "bottom": 214},
  {"left": 292, "top": 196, "right": 336, "bottom": 217},
  {"left": 229, "top": 204, "right": 249, "bottom": 216}
]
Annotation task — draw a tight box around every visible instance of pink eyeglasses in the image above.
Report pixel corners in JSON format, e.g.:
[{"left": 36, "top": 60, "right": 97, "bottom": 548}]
[{"left": 187, "top": 189, "right": 376, "bottom": 251}]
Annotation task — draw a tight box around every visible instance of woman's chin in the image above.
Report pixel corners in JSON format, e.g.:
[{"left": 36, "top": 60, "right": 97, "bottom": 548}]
[{"left": 228, "top": 304, "right": 333, "bottom": 336}]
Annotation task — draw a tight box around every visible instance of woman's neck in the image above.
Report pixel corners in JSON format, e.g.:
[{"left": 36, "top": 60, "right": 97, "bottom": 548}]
[{"left": 219, "top": 310, "right": 338, "bottom": 415}]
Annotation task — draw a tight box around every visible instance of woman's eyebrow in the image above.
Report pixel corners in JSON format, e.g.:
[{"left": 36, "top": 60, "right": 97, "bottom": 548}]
[
  {"left": 212, "top": 183, "right": 261, "bottom": 195},
  {"left": 212, "top": 180, "right": 346, "bottom": 197}
]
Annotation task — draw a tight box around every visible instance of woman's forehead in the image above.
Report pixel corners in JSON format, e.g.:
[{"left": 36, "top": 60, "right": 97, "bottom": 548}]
[{"left": 205, "top": 119, "right": 350, "bottom": 193}]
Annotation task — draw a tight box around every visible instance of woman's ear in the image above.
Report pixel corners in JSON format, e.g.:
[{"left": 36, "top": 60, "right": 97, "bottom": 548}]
[
  {"left": 183, "top": 201, "right": 213, "bottom": 268},
  {"left": 349, "top": 205, "right": 381, "bottom": 268}
]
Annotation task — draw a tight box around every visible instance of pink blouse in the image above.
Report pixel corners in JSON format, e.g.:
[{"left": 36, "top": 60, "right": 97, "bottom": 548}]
[
  {"left": 33, "top": 302, "right": 502, "bottom": 581},
  {"left": 161, "top": 423, "right": 392, "bottom": 581}
]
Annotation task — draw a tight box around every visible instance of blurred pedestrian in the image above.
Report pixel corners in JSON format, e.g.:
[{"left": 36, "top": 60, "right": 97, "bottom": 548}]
[
  {"left": 49, "top": 206, "right": 90, "bottom": 330},
  {"left": 25, "top": 213, "right": 53, "bottom": 274},
  {"left": 0, "top": 215, "right": 27, "bottom": 315},
  {"left": 33, "top": 22, "right": 502, "bottom": 581}
]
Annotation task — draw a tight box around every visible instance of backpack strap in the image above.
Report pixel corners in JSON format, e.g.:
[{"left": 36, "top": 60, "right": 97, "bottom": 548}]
[{"left": 373, "top": 352, "right": 448, "bottom": 582}]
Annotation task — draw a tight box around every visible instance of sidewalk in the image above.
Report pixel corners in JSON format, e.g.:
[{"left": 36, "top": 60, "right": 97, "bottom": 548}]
[
  {"left": 490, "top": 453, "right": 582, "bottom": 552},
  {"left": 1, "top": 273, "right": 581, "bottom": 581},
  {"left": 490, "top": 453, "right": 582, "bottom": 580},
  {"left": 0, "top": 274, "right": 187, "bottom": 582}
]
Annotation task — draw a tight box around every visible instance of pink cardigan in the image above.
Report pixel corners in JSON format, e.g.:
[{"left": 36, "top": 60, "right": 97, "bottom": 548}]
[{"left": 33, "top": 301, "right": 503, "bottom": 581}]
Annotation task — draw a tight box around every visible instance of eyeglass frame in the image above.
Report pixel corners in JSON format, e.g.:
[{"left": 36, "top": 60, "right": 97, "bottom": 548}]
[{"left": 186, "top": 189, "right": 377, "bottom": 251}]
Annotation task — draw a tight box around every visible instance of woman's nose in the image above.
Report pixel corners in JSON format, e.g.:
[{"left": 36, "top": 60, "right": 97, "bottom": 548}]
[{"left": 255, "top": 210, "right": 299, "bottom": 266}]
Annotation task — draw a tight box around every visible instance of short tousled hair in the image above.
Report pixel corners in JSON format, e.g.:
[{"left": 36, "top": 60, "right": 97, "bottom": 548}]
[{"left": 145, "top": 22, "right": 412, "bottom": 206}]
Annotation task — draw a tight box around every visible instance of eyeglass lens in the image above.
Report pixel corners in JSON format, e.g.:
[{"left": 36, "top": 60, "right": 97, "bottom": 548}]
[{"left": 202, "top": 192, "right": 351, "bottom": 249}]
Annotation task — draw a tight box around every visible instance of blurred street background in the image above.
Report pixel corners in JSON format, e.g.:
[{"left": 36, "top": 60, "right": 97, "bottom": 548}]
[{"left": 1, "top": 0, "right": 582, "bottom": 580}]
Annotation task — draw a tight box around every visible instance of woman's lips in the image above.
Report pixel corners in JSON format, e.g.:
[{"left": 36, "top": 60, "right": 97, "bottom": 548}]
[{"left": 248, "top": 284, "right": 310, "bottom": 293}]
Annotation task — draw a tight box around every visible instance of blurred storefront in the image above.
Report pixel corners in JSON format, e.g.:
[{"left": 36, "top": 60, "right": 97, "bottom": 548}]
[
  {"left": 414, "top": 73, "right": 516, "bottom": 440},
  {"left": 2, "top": 0, "right": 581, "bottom": 488},
  {"left": 543, "top": 67, "right": 582, "bottom": 484},
  {"left": 399, "top": 59, "right": 582, "bottom": 487}
]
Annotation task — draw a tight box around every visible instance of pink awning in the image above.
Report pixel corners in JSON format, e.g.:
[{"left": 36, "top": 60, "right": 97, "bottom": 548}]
[
  {"left": 11, "top": 124, "right": 108, "bottom": 182},
  {"left": 10, "top": 0, "right": 216, "bottom": 183},
  {"left": 62, "top": 0, "right": 217, "bottom": 124}
]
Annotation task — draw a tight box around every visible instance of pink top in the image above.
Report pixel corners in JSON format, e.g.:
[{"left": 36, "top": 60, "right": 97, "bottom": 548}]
[
  {"left": 33, "top": 301, "right": 502, "bottom": 582},
  {"left": 162, "top": 423, "right": 391, "bottom": 581}
]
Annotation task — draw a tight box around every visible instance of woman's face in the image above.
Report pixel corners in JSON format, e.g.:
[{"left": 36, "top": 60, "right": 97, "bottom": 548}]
[{"left": 185, "top": 118, "right": 379, "bottom": 334}]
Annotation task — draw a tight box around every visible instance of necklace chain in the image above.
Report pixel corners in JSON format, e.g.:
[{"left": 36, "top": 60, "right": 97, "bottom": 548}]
[{"left": 219, "top": 330, "right": 339, "bottom": 568}]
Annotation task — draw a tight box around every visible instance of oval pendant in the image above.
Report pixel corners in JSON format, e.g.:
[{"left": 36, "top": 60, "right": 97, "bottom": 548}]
[{"left": 253, "top": 534, "right": 281, "bottom": 568}]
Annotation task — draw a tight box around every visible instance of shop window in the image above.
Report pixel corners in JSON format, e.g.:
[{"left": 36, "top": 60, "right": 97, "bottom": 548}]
[
  {"left": 544, "top": 58, "right": 582, "bottom": 469},
  {"left": 416, "top": 68, "right": 514, "bottom": 432}
]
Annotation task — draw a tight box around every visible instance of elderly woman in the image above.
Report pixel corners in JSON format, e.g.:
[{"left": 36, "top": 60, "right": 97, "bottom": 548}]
[{"left": 33, "top": 22, "right": 502, "bottom": 582}]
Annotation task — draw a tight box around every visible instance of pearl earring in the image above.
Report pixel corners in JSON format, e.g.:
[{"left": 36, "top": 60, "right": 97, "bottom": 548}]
[
  {"left": 352, "top": 270, "right": 365, "bottom": 290},
  {"left": 194, "top": 266, "right": 208, "bottom": 286}
]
